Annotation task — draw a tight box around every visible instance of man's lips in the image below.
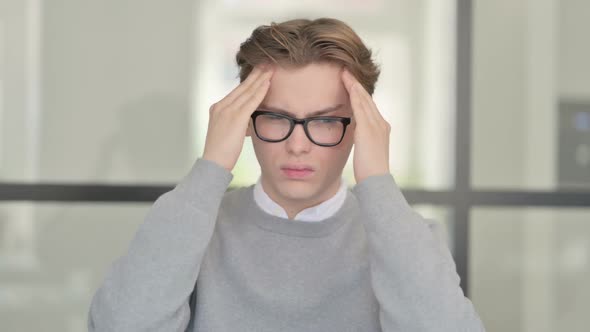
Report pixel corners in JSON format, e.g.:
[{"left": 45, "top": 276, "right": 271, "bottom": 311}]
[
  {"left": 280, "top": 165, "right": 315, "bottom": 178},
  {"left": 281, "top": 165, "right": 314, "bottom": 171}
]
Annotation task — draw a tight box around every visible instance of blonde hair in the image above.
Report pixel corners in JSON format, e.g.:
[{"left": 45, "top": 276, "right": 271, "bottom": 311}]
[{"left": 235, "top": 18, "right": 380, "bottom": 95}]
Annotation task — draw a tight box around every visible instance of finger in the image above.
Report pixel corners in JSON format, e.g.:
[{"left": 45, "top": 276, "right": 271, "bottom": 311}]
[
  {"left": 343, "top": 69, "right": 383, "bottom": 127},
  {"left": 354, "top": 82, "right": 381, "bottom": 126},
  {"left": 238, "top": 75, "right": 272, "bottom": 120},
  {"left": 341, "top": 69, "right": 359, "bottom": 112},
  {"left": 353, "top": 79, "right": 386, "bottom": 125},
  {"left": 219, "top": 65, "right": 266, "bottom": 108},
  {"left": 350, "top": 85, "right": 371, "bottom": 128},
  {"left": 342, "top": 70, "right": 370, "bottom": 126},
  {"left": 230, "top": 68, "right": 274, "bottom": 115},
  {"left": 341, "top": 68, "right": 356, "bottom": 94},
  {"left": 215, "top": 65, "right": 268, "bottom": 109},
  {"left": 230, "top": 68, "right": 273, "bottom": 112}
]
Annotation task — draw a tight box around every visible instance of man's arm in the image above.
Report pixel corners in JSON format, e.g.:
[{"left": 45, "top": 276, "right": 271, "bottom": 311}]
[
  {"left": 352, "top": 173, "right": 486, "bottom": 332},
  {"left": 87, "top": 158, "right": 233, "bottom": 331},
  {"left": 87, "top": 63, "right": 272, "bottom": 331}
]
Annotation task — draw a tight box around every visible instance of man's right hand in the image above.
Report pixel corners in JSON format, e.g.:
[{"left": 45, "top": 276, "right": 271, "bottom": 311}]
[{"left": 202, "top": 64, "right": 274, "bottom": 171}]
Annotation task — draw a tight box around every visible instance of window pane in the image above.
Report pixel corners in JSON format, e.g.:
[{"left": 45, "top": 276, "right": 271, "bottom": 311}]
[
  {"left": 0, "top": 201, "right": 150, "bottom": 331},
  {"left": 472, "top": 0, "right": 590, "bottom": 190},
  {"left": 0, "top": 200, "right": 454, "bottom": 332},
  {"left": 0, "top": 0, "right": 457, "bottom": 189},
  {"left": 0, "top": 1, "right": 195, "bottom": 184},
  {"left": 195, "top": 0, "right": 457, "bottom": 189},
  {"left": 470, "top": 207, "right": 590, "bottom": 332}
]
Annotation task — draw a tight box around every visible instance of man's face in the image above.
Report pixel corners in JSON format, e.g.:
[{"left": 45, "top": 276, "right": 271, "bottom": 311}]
[{"left": 247, "top": 62, "right": 355, "bottom": 210}]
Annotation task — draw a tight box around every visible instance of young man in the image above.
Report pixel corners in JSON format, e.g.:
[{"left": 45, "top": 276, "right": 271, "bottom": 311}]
[{"left": 88, "top": 18, "right": 485, "bottom": 331}]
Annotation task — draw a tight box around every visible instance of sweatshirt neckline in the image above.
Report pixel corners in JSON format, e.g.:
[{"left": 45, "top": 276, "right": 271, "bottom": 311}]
[{"left": 242, "top": 184, "right": 358, "bottom": 238}]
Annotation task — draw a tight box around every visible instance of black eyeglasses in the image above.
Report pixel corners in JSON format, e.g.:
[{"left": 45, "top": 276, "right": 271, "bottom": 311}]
[{"left": 250, "top": 110, "right": 352, "bottom": 147}]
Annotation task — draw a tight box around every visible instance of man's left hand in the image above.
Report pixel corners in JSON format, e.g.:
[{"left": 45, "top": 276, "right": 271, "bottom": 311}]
[{"left": 341, "top": 68, "right": 391, "bottom": 184}]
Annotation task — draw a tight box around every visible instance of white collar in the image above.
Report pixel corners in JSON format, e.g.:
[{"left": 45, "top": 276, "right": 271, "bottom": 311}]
[{"left": 253, "top": 177, "right": 348, "bottom": 222}]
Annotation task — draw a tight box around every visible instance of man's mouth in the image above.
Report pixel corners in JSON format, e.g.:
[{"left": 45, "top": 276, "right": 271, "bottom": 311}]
[{"left": 280, "top": 165, "right": 315, "bottom": 179}]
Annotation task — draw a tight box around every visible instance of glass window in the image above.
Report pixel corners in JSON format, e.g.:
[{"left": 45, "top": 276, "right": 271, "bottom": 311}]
[
  {"left": 0, "top": 1, "right": 195, "bottom": 185},
  {"left": 470, "top": 207, "right": 590, "bottom": 332},
  {"left": 0, "top": 0, "right": 456, "bottom": 190},
  {"left": 472, "top": 0, "right": 590, "bottom": 190},
  {"left": 0, "top": 201, "right": 454, "bottom": 332},
  {"left": 195, "top": 0, "right": 457, "bottom": 189},
  {"left": 0, "top": 201, "right": 151, "bottom": 331}
]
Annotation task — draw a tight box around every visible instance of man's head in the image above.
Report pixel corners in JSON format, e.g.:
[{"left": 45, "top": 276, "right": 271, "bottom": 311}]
[{"left": 236, "top": 18, "right": 380, "bottom": 216}]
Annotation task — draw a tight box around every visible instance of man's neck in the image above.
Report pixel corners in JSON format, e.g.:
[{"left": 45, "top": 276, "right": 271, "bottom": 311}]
[{"left": 260, "top": 177, "right": 342, "bottom": 220}]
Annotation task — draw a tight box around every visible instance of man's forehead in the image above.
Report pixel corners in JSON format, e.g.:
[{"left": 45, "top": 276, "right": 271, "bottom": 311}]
[
  {"left": 267, "top": 62, "right": 348, "bottom": 95},
  {"left": 257, "top": 103, "right": 350, "bottom": 117}
]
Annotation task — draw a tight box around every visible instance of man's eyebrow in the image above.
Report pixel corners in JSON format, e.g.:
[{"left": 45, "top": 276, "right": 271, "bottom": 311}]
[{"left": 258, "top": 104, "right": 344, "bottom": 117}]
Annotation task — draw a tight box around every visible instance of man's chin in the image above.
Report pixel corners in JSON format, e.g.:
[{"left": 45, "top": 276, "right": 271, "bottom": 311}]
[{"left": 276, "top": 182, "right": 318, "bottom": 202}]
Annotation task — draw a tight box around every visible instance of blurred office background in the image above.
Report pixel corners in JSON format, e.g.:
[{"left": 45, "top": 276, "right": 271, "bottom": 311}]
[{"left": 0, "top": 0, "right": 589, "bottom": 331}]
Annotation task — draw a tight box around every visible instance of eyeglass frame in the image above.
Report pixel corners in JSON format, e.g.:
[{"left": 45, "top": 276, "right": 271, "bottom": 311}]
[{"left": 250, "top": 109, "right": 352, "bottom": 147}]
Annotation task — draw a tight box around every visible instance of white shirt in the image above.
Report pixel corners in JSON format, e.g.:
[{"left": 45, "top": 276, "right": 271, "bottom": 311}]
[{"left": 253, "top": 177, "right": 348, "bottom": 222}]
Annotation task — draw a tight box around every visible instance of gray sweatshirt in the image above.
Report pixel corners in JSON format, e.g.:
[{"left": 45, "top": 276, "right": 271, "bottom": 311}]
[{"left": 87, "top": 158, "right": 486, "bottom": 331}]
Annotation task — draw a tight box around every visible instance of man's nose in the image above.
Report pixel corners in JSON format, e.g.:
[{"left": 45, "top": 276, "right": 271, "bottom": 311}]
[{"left": 285, "top": 123, "right": 312, "bottom": 154}]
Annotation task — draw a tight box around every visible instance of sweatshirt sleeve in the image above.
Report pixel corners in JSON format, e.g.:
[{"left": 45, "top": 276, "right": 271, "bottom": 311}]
[
  {"left": 87, "top": 158, "right": 233, "bottom": 332},
  {"left": 352, "top": 173, "right": 486, "bottom": 332}
]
